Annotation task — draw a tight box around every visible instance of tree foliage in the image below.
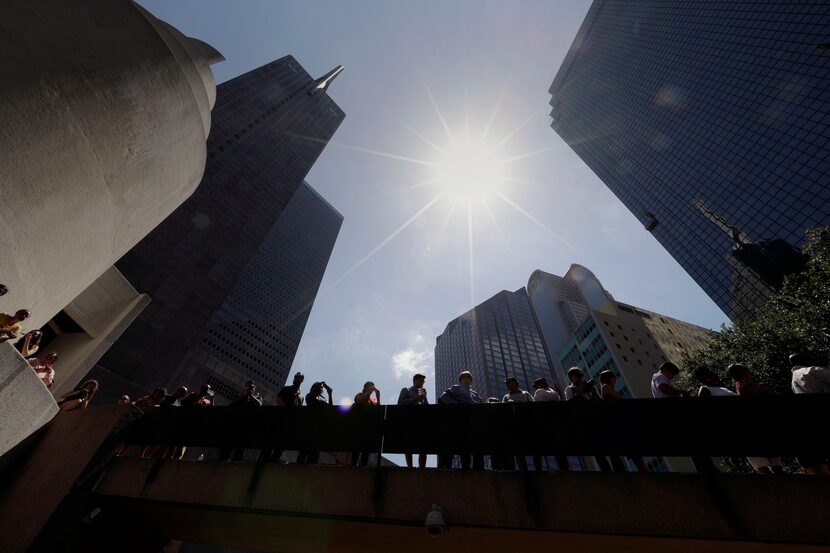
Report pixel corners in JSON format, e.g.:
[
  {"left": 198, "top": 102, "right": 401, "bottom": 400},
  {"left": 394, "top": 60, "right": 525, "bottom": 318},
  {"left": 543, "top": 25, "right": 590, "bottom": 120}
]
[{"left": 679, "top": 226, "right": 830, "bottom": 394}]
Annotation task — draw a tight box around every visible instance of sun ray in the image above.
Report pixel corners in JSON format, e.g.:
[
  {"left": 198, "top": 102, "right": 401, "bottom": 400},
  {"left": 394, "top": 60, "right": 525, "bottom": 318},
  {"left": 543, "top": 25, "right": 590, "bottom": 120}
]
[
  {"left": 420, "top": 72, "right": 454, "bottom": 143},
  {"left": 327, "top": 193, "right": 446, "bottom": 289},
  {"left": 284, "top": 131, "right": 437, "bottom": 167},
  {"left": 385, "top": 177, "right": 441, "bottom": 196},
  {"left": 482, "top": 73, "right": 512, "bottom": 142},
  {"left": 496, "top": 192, "right": 578, "bottom": 253},
  {"left": 503, "top": 175, "right": 553, "bottom": 188},
  {"left": 394, "top": 117, "right": 444, "bottom": 154},
  {"left": 499, "top": 143, "right": 564, "bottom": 165},
  {"left": 492, "top": 108, "right": 545, "bottom": 151},
  {"left": 467, "top": 203, "right": 476, "bottom": 310},
  {"left": 481, "top": 198, "right": 512, "bottom": 252}
]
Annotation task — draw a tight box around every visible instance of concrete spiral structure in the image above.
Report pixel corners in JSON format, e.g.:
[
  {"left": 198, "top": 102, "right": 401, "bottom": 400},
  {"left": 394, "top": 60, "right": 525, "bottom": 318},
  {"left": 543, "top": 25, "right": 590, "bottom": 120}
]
[
  {"left": 0, "top": 0, "right": 222, "bottom": 456},
  {"left": 0, "top": 0, "right": 223, "bottom": 329}
]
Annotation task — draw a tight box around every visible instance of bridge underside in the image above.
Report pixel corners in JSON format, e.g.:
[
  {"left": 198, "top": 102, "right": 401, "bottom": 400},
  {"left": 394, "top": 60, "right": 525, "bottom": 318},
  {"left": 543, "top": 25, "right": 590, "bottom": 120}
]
[{"left": 92, "top": 459, "right": 830, "bottom": 553}]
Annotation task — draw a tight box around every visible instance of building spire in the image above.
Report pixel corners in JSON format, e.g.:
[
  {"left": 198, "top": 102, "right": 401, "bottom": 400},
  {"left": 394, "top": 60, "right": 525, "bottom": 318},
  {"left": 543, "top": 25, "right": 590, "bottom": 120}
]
[
  {"left": 309, "top": 65, "right": 344, "bottom": 95},
  {"left": 693, "top": 198, "right": 752, "bottom": 246}
]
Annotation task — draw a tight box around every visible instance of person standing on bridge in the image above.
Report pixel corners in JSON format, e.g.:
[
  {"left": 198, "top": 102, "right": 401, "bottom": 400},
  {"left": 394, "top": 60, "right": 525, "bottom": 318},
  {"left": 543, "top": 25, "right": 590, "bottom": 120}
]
[
  {"left": 650, "top": 362, "right": 690, "bottom": 398},
  {"left": 220, "top": 381, "right": 262, "bottom": 462},
  {"left": 727, "top": 364, "right": 785, "bottom": 475},
  {"left": 788, "top": 354, "right": 830, "bottom": 475},
  {"left": 263, "top": 372, "right": 305, "bottom": 463},
  {"left": 438, "top": 371, "right": 484, "bottom": 470},
  {"left": 502, "top": 377, "right": 534, "bottom": 471},
  {"left": 565, "top": 368, "right": 612, "bottom": 472},
  {"left": 398, "top": 373, "right": 429, "bottom": 468},
  {"left": 297, "top": 381, "right": 333, "bottom": 465},
  {"left": 654, "top": 363, "right": 718, "bottom": 474},
  {"left": 599, "top": 370, "right": 646, "bottom": 473},
  {"left": 351, "top": 381, "right": 381, "bottom": 467},
  {"left": 532, "top": 378, "right": 570, "bottom": 472}
]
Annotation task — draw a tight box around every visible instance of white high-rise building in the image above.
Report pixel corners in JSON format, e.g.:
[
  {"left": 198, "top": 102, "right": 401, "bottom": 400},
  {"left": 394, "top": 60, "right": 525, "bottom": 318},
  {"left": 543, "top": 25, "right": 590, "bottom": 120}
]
[{"left": 528, "top": 265, "right": 713, "bottom": 471}]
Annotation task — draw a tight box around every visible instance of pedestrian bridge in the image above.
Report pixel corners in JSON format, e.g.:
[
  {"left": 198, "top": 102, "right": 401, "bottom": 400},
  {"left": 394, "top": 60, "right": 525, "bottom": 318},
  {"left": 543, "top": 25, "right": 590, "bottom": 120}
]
[{"left": 1, "top": 397, "right": 829, "bottom": 552}]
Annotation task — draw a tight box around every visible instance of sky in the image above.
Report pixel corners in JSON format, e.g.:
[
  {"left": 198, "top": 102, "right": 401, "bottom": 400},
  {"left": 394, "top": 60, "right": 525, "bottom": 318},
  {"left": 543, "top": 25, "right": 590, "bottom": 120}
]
[{"left": 139, "top": 0, "right": 730, "bottom": 408}]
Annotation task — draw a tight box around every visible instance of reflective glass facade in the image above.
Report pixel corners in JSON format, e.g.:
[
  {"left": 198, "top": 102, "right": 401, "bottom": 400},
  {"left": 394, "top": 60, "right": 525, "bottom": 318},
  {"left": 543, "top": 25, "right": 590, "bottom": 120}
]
[
  {"left": 550, "top": 1, "right": 830, "bottom": 320},
  {"left": 190, "top": 182, "right": 342, "bottom": 403},
  {"left": 87, "top": 56, "right": 345, "bottom": 403},
  {"left": 434, "top": 288, "right": 555, "bottom": 401}
]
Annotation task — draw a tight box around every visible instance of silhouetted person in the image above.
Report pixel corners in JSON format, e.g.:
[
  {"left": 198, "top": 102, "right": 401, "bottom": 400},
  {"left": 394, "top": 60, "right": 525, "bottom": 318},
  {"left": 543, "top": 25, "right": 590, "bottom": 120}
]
[
  {"left": 599, "top": 370, "right": 646, "bottom": 472},
  {"left": 532, "top": 378, "right": 569, "bottom": 472},
  {"left": 351, "top": 381, "right": 380, "bottom": 467},
  {"left": 58, "top": 380, "right": 98, "bottom": 412},
  {"left": 439, "top": 371, "right": 484, "bottom": 470},
  {"left": 651, "top": 362, "right": 689, "bottom": 398},
  {"left": 565, "top": 367, "right": 600, "bottom": 400},
  {"left": 397, "top": 373, "right": 428, "bottom": 468},
  {"left": 298, "top": 381, "right": 333, "bottom": 465},
  {"left": 161, "top": 386, "right": 188, "bottom": 406},
  {"left": 727, "top": 364, "right": 783, "bottom": 474},
  {"left": 221, "top": 381, "right": 262, "bottom": 462},
  {"left": 788, "top": 354, "right": 830, "bottom": 475},
  {"left": 182, "top": 384, "right": 215, "bottom": 407},
  {"left": 790, "top": 353, "right": 830, "bottom": 394},
  {"left": 265, "top": 372, "right": 305, "bottom": 463},
  {"left": 694, "top": 367, "right": 734, "bottom": 397}
]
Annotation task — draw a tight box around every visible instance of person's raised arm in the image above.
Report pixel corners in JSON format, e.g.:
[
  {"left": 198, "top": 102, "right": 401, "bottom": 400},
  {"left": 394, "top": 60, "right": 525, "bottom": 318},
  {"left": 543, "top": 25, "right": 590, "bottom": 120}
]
[
  {"left": 324, "top": 383, "right": 333, "bottom": 405},
  {"left": 21, "top": 332, "right": 38, "bottom": 357},
  {"left": 373, "top": 387, "right": 381, "bottom": 404},
  {"left": 439, "top": 388, "right": 457, "bottom": 404}
]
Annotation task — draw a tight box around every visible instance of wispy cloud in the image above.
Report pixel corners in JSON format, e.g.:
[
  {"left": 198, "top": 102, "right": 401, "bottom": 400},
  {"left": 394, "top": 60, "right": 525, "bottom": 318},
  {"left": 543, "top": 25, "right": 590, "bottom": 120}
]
[{"left": 391, "top": 334, "right": 434, "bottom": 380}]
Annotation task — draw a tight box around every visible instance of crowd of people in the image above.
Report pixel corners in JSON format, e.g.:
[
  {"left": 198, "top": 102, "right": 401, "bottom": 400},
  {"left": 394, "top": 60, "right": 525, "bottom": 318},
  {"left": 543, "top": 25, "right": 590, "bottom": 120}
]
[{"left": 4, "top": 285, "right": 828, "bottom": 474}]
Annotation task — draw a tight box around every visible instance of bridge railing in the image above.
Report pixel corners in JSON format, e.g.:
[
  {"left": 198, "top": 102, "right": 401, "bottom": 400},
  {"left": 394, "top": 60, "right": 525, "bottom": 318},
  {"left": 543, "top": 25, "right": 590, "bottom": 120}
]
[{"left": 119, "top": 395, "right": 828, "bottom": 459}]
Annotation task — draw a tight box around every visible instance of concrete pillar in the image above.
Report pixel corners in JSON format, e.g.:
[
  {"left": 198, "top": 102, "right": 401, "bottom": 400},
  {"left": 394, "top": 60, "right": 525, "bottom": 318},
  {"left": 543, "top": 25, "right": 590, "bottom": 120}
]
[
  {"left": 0, "top": 0, "right": 222, "bottom": 455},
  {"left": 0, "top": 0, "right": 223, "bottom": 330}
]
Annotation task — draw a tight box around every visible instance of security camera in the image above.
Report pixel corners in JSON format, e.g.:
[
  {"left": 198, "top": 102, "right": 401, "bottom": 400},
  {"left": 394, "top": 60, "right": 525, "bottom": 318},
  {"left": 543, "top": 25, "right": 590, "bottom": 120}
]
[{"left": 425, "top": 504, "right": 446, "bottom": 537}]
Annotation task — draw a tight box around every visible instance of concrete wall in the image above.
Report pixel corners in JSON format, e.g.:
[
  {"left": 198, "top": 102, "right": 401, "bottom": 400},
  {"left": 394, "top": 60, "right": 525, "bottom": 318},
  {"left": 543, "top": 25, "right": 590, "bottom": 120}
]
[
  {"left": 49, "top": 267, "right": 151, "bottom": 397},
  {"left": 0, "top": 0, "right": 221, "bottom": 330},
  {"left": 0, "top": 405, "right": 130, "bottom": 553},
  {"left": 95, "top": 460, "right": 830, "bottom": 553},
  {"left": 0, "top": 344, "right": 58, "bottom": 457}
]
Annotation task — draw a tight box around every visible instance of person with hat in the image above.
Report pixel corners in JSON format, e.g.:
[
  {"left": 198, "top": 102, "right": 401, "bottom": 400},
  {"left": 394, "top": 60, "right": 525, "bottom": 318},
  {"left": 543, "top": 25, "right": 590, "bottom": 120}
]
[{"left": 398, "top": 373, "right": 429, "bottom": 468}]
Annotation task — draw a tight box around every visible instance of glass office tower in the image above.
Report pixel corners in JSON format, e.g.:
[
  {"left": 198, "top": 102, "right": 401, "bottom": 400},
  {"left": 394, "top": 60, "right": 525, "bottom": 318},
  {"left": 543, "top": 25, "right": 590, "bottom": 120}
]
[
  {"left": 550, "top": 1, "right": 829, "bottom": 320},
  {"left": 87, "top": 56, "right": 345, "bottom": 402},
  {"left": 435, "top": 289, "right": 555, "bottom": 401}
]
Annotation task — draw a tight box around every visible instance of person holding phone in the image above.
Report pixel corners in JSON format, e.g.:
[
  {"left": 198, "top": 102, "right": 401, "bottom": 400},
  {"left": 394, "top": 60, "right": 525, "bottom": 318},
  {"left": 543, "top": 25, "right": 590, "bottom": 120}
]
[{"left": 397, "top": 373, "right": 429, "bottom": 468}]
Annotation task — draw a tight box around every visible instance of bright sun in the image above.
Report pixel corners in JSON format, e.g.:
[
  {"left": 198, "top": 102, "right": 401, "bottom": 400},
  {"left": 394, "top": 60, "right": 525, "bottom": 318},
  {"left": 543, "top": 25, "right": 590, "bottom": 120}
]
[{"left": 432, "top": 138, "right": 506, "bottom": 204}]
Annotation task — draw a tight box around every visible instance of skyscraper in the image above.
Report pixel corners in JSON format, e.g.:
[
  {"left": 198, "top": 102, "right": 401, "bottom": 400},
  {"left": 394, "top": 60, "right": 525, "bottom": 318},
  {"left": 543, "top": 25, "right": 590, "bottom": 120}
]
[
  {"left": 434, "top": 289, "right": 556, "bottom": 413},
  {"left": 549, "top": 1, "right": 830, "bottom": 320},
  {"left": 177, "top": 182, "right": 343, "bottom": 404},
  {"left": 87, "top": 56, "right": 345, "bottom": 402},
  {"left": 528, "top": 265, "right": 712, "bottom": 472}
]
